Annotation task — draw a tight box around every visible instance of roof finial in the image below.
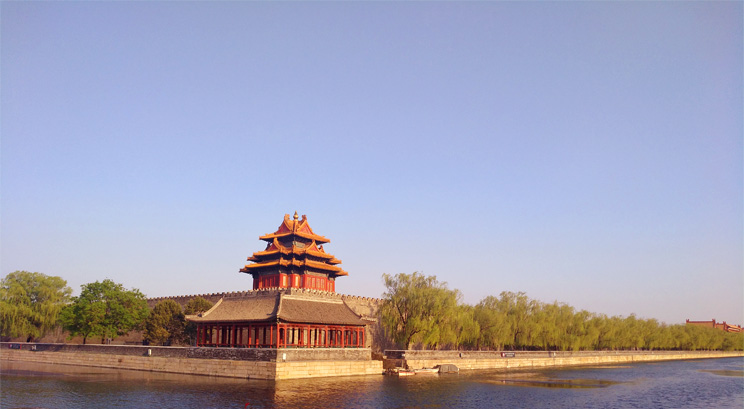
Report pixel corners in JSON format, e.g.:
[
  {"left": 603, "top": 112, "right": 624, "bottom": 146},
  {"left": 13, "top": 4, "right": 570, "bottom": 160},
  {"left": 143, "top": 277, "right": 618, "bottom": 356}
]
[{"left": 293, "top": 211, "right": 299, "bottom": 221}]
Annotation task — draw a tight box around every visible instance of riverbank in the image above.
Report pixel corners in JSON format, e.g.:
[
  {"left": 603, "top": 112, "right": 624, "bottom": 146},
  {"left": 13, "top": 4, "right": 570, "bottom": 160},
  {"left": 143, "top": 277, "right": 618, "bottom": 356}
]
[
  {"left": 0, "top": 342, "right": 382, "bottom": 380},
  {"left": 384, "top": 349, "right": 744, "bottom": 371},
  {"left": 3, "top": 356, "right": 743, "bottom": 408},
  {"left": 2, "top": 342, "right": 741, "bottom": 380}
]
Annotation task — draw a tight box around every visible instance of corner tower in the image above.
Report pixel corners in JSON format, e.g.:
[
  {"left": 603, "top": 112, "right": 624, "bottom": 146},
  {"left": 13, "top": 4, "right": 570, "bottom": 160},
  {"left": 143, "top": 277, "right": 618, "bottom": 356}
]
[{"left": 240, "top": 212, "right": 348, "bottom": 291}]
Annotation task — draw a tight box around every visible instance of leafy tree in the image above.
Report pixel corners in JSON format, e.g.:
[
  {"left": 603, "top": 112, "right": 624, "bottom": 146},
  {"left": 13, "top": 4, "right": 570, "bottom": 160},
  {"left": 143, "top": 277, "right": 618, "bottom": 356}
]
[
  {"left": 0, "top": 271, "right": 72, "bottom": 341},
  {"left": 144, "top": 299, "right": 186, "bottom": 346},
  {"left": 497, "top": 291, "right": 538, "bottom": 349},
  {"left": 380, "top": 272, "right": 460, "bottom": 349},
  {"left": 60, "top": 279, "right": 148, "bottom": 344},
  {"left": 184, "top": 296, "right": 213, "bottom": 345},
  {"left": 184, "top": 296, "right": 213, "bottom": 315},
  {"left": 447, "top": 304, "right": 480, "bottom": 349},
  {"left": 378, "top": 274, "right": 743, "bottom": 352},
  {"left": 474, "top": 296, "right": 508, "bottom": 350},
  {"left": 721, "top": 331, "right": 744, "bottom": 351}
]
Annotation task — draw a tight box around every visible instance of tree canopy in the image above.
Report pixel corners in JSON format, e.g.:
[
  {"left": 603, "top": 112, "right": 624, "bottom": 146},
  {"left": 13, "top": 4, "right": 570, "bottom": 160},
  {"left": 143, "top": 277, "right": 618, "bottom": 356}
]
[
  {"left": 184, "top": 296, "right": 213, "bottom": 315},
  {"left": 183, "top": 296, "right": 213, "bottom": 345},
  {"left": 381, "top": 272, "right": 743, "bottom": 352},
  {"left": 380, "top": 272, "right": 460, "bottom": 349},
  {"left": 60, "top": 279, "right": 149, "bottom": 344},
  {"left": 144, "top": 299, "right": 186, "bottom": 346},
  {"left": 0, "top": 271, "right": 72, "bottom": 341}
]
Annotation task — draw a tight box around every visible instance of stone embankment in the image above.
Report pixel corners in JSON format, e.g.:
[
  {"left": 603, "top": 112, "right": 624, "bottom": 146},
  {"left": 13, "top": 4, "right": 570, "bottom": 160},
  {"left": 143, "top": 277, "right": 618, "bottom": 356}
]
[
  {"left": 384, "top": 349, "right": 744, "bottom": 371},
  {"left": 0, "top": 343, "right": 382, "bottom": 380},
  {"left": 4, "top": 343, "right": 740, "bottom": 380}
]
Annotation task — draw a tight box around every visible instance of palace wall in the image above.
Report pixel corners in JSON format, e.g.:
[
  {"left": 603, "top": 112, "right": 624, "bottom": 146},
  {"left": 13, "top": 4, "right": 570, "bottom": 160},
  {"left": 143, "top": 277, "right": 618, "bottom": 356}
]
[
  {"left": 2, "top": 343, "right": 371, "bottom": 361},
  {"left": 5, "top": 343, "right": 740, "bottom": 380},
  {"left": 1, "top": 343, "right": 383, "bottom": 380}
]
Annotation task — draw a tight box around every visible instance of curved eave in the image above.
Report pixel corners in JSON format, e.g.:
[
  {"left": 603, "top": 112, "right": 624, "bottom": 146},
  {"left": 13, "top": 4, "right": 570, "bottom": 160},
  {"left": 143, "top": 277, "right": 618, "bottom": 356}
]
[
  {"left": 250, "top": 245, "right": 336, "bottom": 260},
  {"left": 258, "top": 231, "right": 330, "bottom": 244},
  {"left": 240, "top": 259, "right": 348, "bottom": 276}
]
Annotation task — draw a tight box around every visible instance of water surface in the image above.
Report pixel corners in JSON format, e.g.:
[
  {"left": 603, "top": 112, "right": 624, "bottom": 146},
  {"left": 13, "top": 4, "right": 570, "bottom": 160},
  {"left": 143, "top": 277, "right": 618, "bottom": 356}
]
[{"left": 2, "top": 357, "right": 742, "bottom": 408}]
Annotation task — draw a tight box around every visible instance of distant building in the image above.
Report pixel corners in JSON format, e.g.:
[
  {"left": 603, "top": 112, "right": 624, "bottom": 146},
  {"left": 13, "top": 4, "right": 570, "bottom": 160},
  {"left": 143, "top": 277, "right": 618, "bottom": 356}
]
[{"left": 686, "top": 319, "right": 742, "bottom": 333}]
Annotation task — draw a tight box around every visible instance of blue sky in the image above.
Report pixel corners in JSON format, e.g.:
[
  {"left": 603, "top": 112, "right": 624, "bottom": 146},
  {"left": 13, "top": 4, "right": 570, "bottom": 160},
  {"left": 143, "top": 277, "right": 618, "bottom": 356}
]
[{"left": 2, "top": 2, "right": 741, "bottom": 325}]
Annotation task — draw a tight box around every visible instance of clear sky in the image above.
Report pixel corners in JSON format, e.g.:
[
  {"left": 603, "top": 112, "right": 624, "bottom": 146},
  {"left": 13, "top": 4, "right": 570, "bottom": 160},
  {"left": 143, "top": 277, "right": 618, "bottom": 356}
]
[{"left": 2, "top": 2, "right": 741, "bottom": 325}]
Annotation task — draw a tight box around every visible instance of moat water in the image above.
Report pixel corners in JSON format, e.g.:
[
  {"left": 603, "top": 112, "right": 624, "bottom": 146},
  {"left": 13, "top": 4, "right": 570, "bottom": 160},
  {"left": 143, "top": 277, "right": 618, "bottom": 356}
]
[{"left": 1, "top": 357, "right": 742, "bottom": 408}]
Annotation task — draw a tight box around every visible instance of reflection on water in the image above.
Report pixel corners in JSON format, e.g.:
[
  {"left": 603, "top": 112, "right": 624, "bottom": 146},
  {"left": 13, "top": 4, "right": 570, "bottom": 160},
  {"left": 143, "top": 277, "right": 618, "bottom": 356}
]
[
  {"left": 2, "top": 358, "right": 743, "bottom": 408},
  {"left": 700, "top": 369, "right": 744, "bottom": 377},
  {"left": 483, "top": 377, "right": 619, "bottom": 389}
]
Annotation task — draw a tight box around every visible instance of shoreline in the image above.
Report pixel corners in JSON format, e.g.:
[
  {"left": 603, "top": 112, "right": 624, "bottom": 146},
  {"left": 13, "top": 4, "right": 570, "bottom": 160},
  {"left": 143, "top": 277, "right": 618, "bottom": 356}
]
[
  {"left": 0, "top": 342, "right": 382, "bottom": 380},
  {"left": 386, "top": 349, "right": 744, "bottom": 372},
  {"left": 2, "top": 342, "right": 741, "bottom": 380}
]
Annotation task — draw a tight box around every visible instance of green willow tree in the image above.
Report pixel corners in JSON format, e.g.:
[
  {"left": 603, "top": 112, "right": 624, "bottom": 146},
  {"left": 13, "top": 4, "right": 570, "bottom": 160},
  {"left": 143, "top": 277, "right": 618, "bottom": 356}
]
[
  {"left": 0, "top": 271, "right": 72, "bottom": 341},
  {"left": 380, "top": 272, "right": 460, "bottom": 349},
  {"left": 144, "top": 299, "right": 186, "bottom": 346},
  {"left": 380, "top": 274, "right": 743, "bottom": 352},
  {"left": 60, "top": 279, "right": 149, "bottom": 344},
  {"left": 497, "top": 291, "right": 538, "bottom": 349},
  {"left": 474, "top": 295, "right": 508, "bottom": 350}
]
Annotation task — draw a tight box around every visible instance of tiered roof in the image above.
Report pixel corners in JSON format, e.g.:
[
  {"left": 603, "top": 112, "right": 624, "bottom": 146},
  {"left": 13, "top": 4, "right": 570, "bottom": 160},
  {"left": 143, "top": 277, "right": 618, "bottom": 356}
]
[
  {"left": 240, "top": 212, "right": 348, "bottom": 277},
  {"left": 187, "top": 291, "right": 365, "bottom": 326}
]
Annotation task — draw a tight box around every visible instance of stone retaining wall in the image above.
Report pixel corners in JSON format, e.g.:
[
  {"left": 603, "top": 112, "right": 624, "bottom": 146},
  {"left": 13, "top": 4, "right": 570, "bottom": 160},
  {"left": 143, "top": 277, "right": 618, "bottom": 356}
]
[
  {"left": 1, "top": 345, "right": 382, "bottom": 380},
  {"left": 385, "top": 349, "right": 743, "bottom": 371}
]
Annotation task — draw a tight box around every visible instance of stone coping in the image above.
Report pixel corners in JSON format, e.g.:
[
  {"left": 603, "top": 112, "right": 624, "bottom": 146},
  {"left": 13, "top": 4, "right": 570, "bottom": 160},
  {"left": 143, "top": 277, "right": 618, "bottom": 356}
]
[
  {"left": 1, "top": 348, "right": 384, "bottom": 380},
  {"left": 1, "top": 342, "right": 372, "bottom": 362},
  {"left": 149, "top": 288, "right": 381, "bottom": 303},
  {"left": 384, "top": 349, "right": 744, "bottom": 360}
]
